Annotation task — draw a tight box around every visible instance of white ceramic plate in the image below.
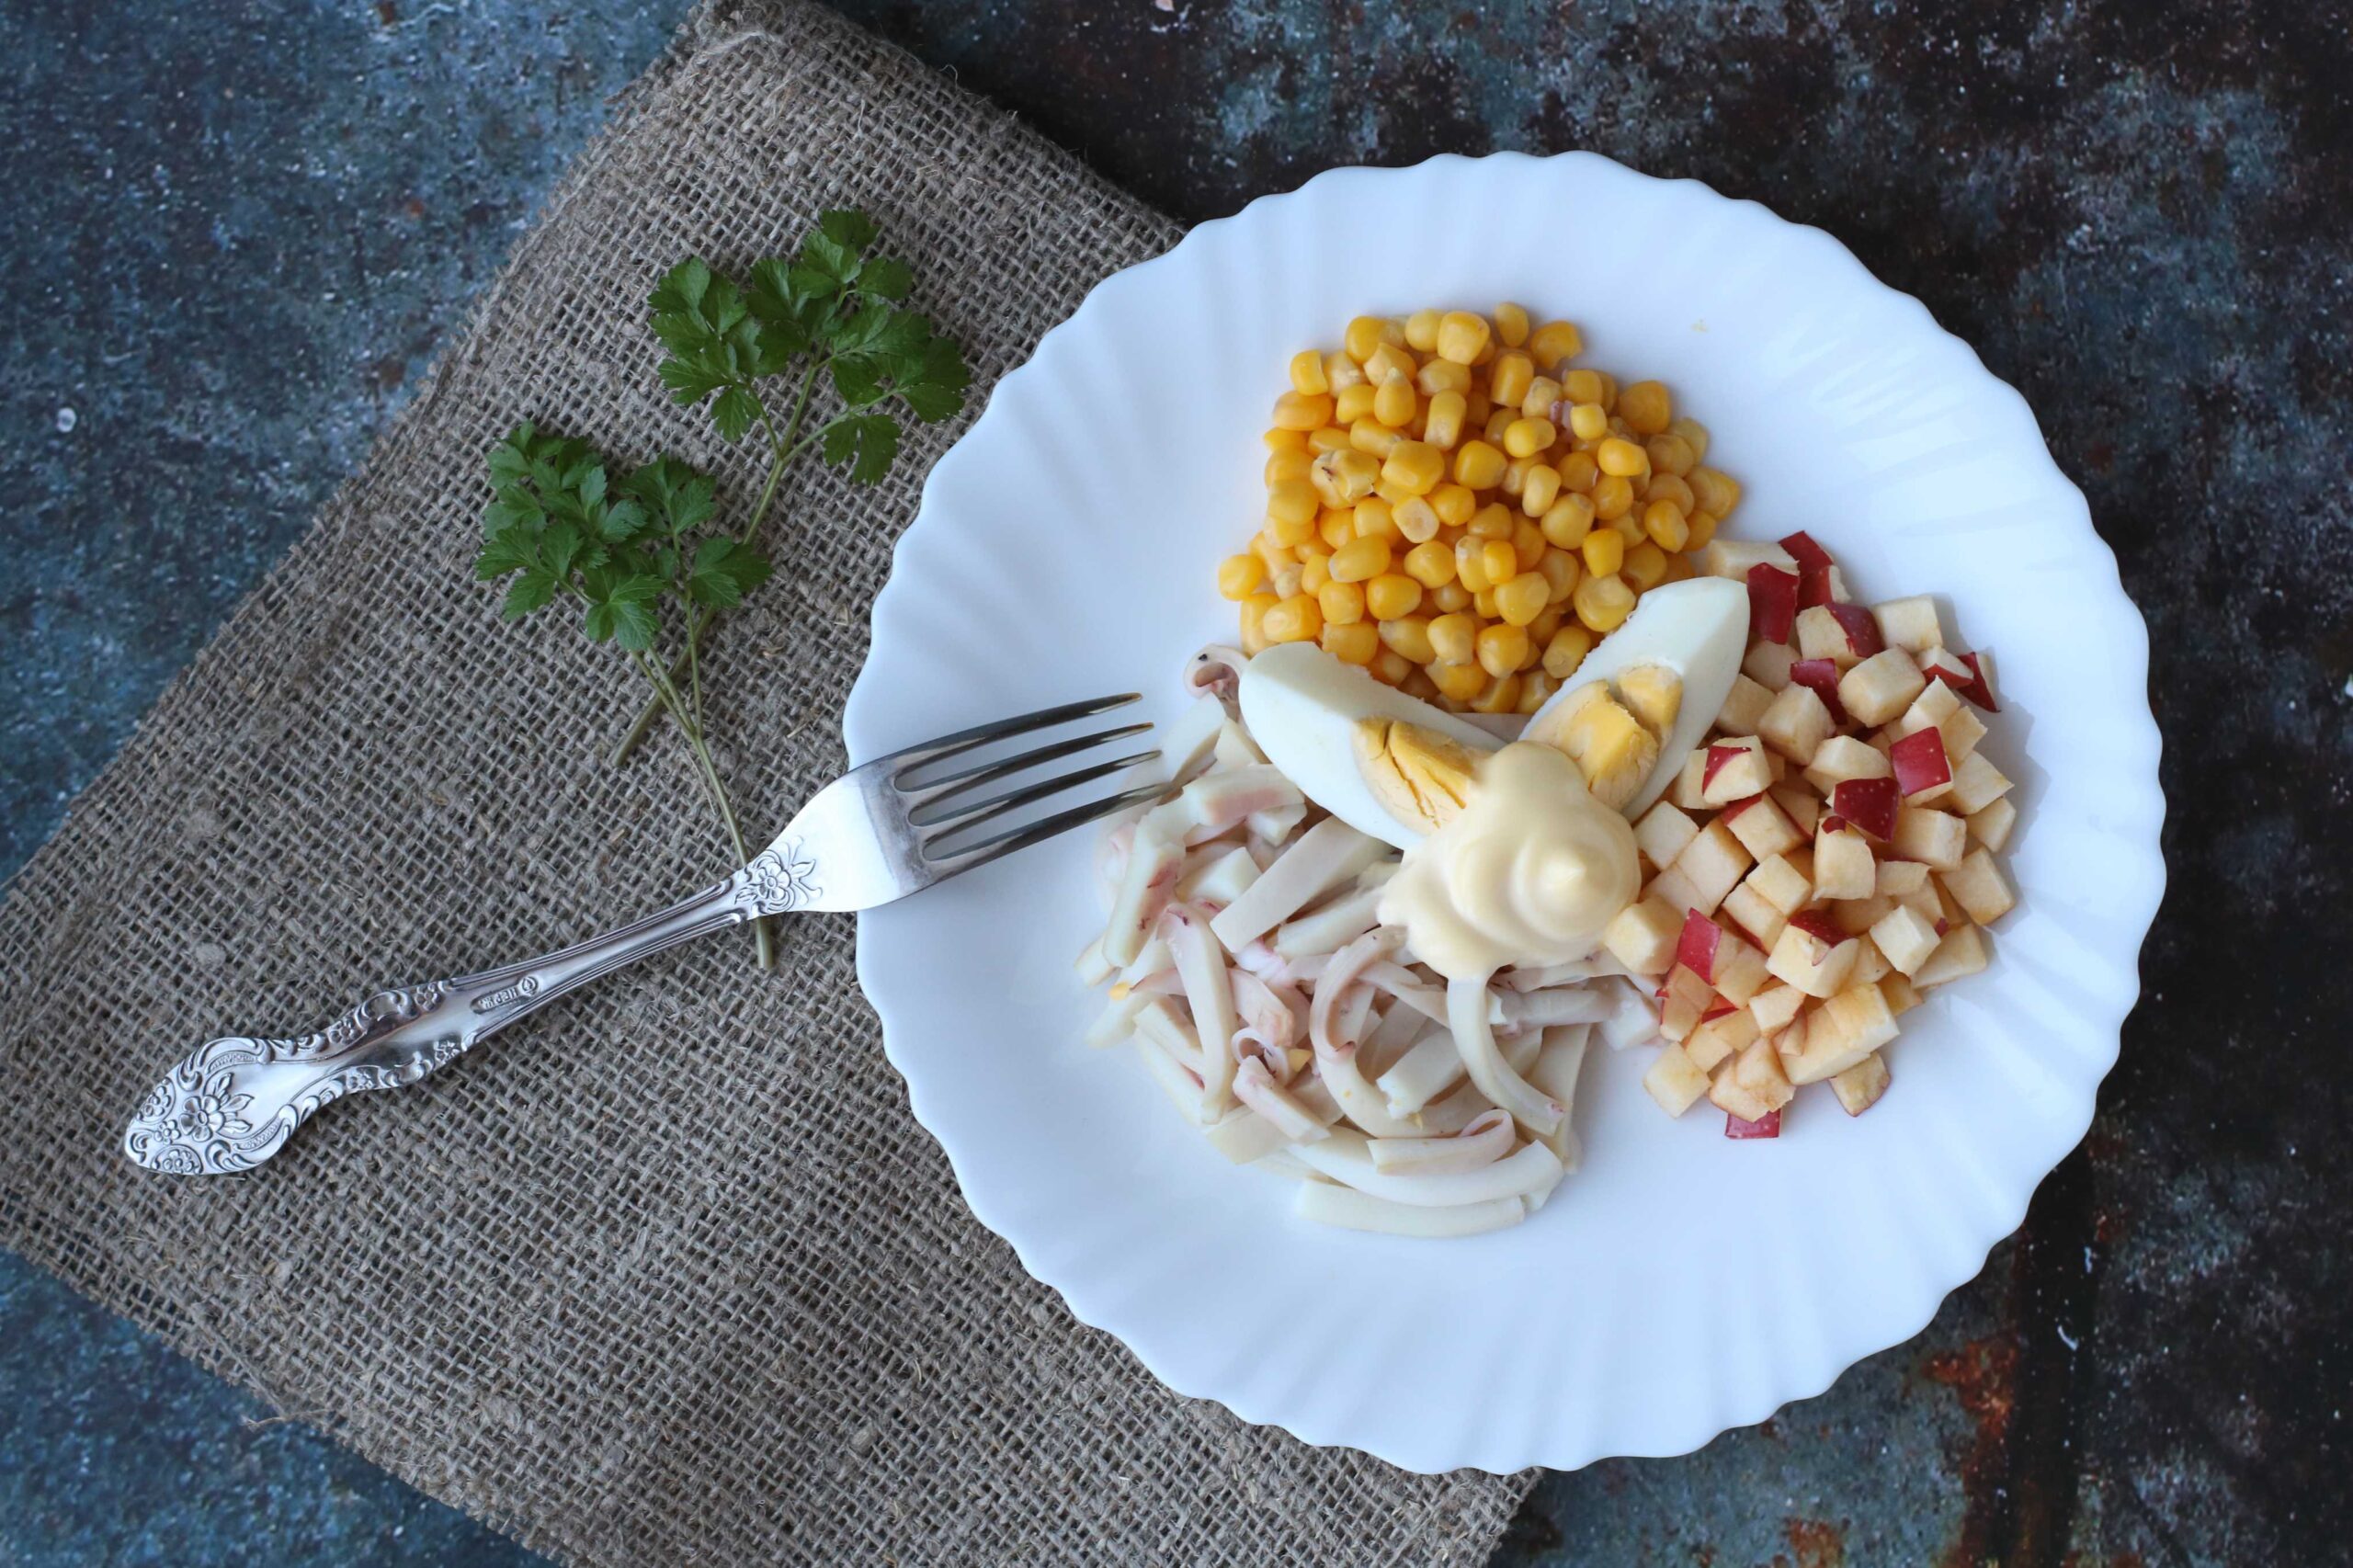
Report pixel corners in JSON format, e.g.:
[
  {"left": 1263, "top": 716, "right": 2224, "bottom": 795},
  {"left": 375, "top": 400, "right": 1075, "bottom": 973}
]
[{"left": 846, "top": 153, "right": 2164, "bottom": 1474}]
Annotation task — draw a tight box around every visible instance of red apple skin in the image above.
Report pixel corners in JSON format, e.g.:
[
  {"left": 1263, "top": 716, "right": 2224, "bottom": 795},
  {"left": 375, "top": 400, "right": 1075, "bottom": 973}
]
[
  {"left": 1747, "top": 564, "right": 1800, "bottom": 644},
  {"left": 1832, "top": 777, "right": 1900, "bottom": 841},
  {"left": 1779, "top": 531, "right": 1833, "bottom": 572},
  {"left": 1717, "top": 794, "right": 1763, "bottom": 822},
  {"left": 1677, "top": 910, "right": 1724, "bottom": 981},
  {"left": 1799, "top": 564, "right": 1837, "bottom": 610},
  {"left": 1787, "top": 908, "right": 1846, "bottom": 946},
  {"left": 1725, "top": 1108, "right": 1783, "bottom": 1139},
  {"left": 1825, "top": 602, "right": 1885, "bottom": 657},
  {"left": 1890, "top": 727, "right": 1953, "bottom": 795},
  {"left": 1960, "top": 651, "right": 2000, "bottom": 711},
  {"left": 1703, "top": 743, "right": 1745, "bottom": 789},
  {"left": 1789, "top": 658, "right": 1850, "bottom": 725}
]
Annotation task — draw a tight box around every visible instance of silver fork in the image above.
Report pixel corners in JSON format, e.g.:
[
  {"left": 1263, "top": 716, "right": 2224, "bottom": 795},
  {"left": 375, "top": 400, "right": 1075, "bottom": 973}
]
[{"left": 123, "top": 694, "right": 1161, "bottom": 1176}]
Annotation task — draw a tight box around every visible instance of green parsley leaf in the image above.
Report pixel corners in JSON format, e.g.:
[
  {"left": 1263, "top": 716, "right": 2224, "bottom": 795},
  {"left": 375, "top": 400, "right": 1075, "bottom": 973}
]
[
  {"left": 711, "top": 385, "right": 762, "bottom": 443},
  {"left": 474, "top": 528, "right": 535, "bottom": 580},
  {"left": 857, "top": 255, "right": 913, "bottom": 301},
  {"left": 819, "top": 208, "right": 879, "bottom": 252},
  {"left": 503, "top": 566, "right": 559, "bottom": 619},
  {"left": 821, "top": 412, "right": 901, "bottom": 484},
  {"left": 687, "top": 537, "right": 773, "bottom": 608}
]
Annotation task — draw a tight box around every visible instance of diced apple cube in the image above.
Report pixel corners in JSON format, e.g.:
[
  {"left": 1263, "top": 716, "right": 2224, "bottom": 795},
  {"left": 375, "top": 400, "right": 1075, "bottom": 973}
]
[
  {"left": 1746, "top": 854, "right": 1813, "bottom": 915},
  {"left": 1870, "top": 903, "right": 1943, "bottom": 975},
  {"left": 1881, "top": 972, "right": 1923, "bottom": 1014},
  {"left": 1947, "top": 751, "right": 2014, "bottom": 814},
  {"left": 1870, "top": 596, "right": 1943, "bottom": 653},
  {"left": 1679, "top": 820, "right": 1755, "bottom": 914},
  {"left": 1758, "top": 683, "right": 1836, "bottom": 765},
  {"left": 1829, "top": 1051, "right": 1892, "bottom": 1115},
  {"left": 1602, "top": 896, "right": 1686, "bottom": 976},
  {"left": 1684, "top": 1005, "right": 1759, "bottom": 1073},
  {"left": 1711, "top": 930, "right": 1773, "bottom": 1006},
  {"left": 1769, "top": 782, "right": 1821, "bottom": 836},
  {"left": 1715, "top": 674, "right": 1776, "bottom": 735},
  {"left": 1671, "top": 750, "right": 1711, "bottom": 810},
  {"left": 1719, "top": 881, "right": 1788, "bottom": 951},
  {"left": 1783, "top": 982, "right": 1899, "bottom": 1085},
  {"left": 1890, "top": 727, "right": 1956, "bottom": 804},
  {"left": 1701, "top": 737, "right": 1775, "bottom": 805},
  {"left": 1767, "top": 918, "right": 1860, "bottom": 998},
  {"left": 1838, "top": 648, "right": 1927, "bottom": 727},
  {"left": 1702, "top": 539, "right": 1799, "bottom": 580},
  {"left": 1748, "top": 982, "right": 1806, "bottom": 1036},
  {"left": 1722, "top": 795, "right": 1803, "bottom": 861},
  {"left": 1850, "top": 932, "right": 1893, "bottom": 984},
  {"left": 1875, "top": 858, "right": 1929, "bottom": 895},
  {"left": 1813, "top": 824, "right": 1876, "bottom": 900},
  {"left": 1645, "top": 863, "right": 1707, "bottom": 915},
  {"left": 1919, "top": 645, "right": 1973, "bottom": 687},
  {"left": 1802, "top": 735, "right": 1892, "bottom": 795},
  {"left": 1892, "top": 806, "right": 1968, "bottom": 870},
  {"left": 1940, "top": 847, "right": 2015, "bottom": 926},
  {"left": 1968, "top": 796, "right": 2018, "bottom": 853},
  {"left": 1643, "top": 1042, "right": 1712, "bottom": 1116},
  {"left": 1634, "top": 801, "right": 1700, "bottom": 869},
  {"left": 1711, "top": 1034, "right": 1796, "bottom": 1121},
  {"left": 1743, "top": 640, "right": 1797, "bottom": 691},
  {"left": 1834, "top": 894, "right": 1893, "bottom": 936},
  {"left": 1658, "top": 963, "right": 1713, "bottom": 1041},
  {"left": 1914, "top": 923, "right": 1991, "bottom": 987},
  {"left": 1795, "top": 605, "right": 1862, "bottom": 667},
  {"left": 1894, "top": 680, "right": 1988, "bottom": 762}
]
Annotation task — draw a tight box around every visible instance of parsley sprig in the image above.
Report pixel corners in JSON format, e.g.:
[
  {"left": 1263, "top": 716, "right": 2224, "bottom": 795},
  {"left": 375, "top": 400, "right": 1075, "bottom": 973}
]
[{"left": 473, "top": 210, "right": 970, "bottom": 970}]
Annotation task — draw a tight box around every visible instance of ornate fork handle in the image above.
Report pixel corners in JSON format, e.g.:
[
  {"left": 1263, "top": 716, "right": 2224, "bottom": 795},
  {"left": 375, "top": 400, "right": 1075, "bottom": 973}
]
[{"left": 124, "top": 848, "right": 818, "bottom": 1176}]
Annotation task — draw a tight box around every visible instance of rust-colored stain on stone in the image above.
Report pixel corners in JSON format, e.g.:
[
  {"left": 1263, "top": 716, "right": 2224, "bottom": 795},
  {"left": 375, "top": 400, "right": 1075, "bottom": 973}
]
[
  {"left": 1781, "top": 1516, "right": 1847, "bottom": 1568},
  {"left": 1925, "top": 1335, "right": 2021, "bottom": 1567}
]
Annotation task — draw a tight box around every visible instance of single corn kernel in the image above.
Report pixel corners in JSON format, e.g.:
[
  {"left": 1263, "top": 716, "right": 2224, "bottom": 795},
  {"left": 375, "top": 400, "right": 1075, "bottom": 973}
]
[
  {"left": 1317, "top": 578, "right": 1367, "bottom": 626},
  {"left": 1430, "top": 581, "right": 1472, "bottom": 613},
  {"left": 1273, "top": 391, "right": 1335, "bottom": 431},
  {"left": 1267, "top": 478, "right": 1318, "bottom": 527},
  {"left": 1381, "top": 440, "right": 1446, "bottom": 495},
  {"left": 1467, "top": 502, "right": 1515, "bottom": 540},
  {"left": 1268, "top": 508, "right": 1317, "bottom": 548},
  {"left": 1217, "top": 553, "right": 1267, "bottom": 600},
  {"left": 1265, "top": 426, "right": 1308, "bottom": 453},
  {"left": 1502, "top": 416, "right": 1557, "bottom": 459},
  {"left": 1646, "top": 433, "right": 1696, "bottom": 477},
  {"left": 1345, "top": 315, "right": 1399, "bottom": 362},
  {"left": 1373, "top": 648, "right": 1415, "bottom": 687},
  {"left": 1573, "top": 572, "right": 1635, "bottom": 633},
  {"left": 1597, "top": 437, "right": 1651, "bottom": 478},
  {"left": 1288, "top": 349, "right": 1330, "bottom": 396},
  {"left": 1299, "top": 550, "right": 1332, "bottom": 596},
  {"left": 1517, "top": 671, "right": 1555, "bottom": 715},
  {"left": 1472, "top": 671, "right": 1524, "bottom": 715},
  {"left": 1429, "top": 660, "right": 1489, "bottom": 702},
  {"left": 1472, "top": 586, "right": 1500, "bottom": 619},
  {"left": 1428, "top": 611, "right": 1480, "bottom": 665},
  {"left": 1619, "top": 380, "right": 1672, "bottom": 436},
  {"left": 1521, "top": 377, "right": 1562, "bottom": 418},
  {"left": 1520, "top": 463, "right": 1563, "bottom": 517},
  {"left": 1668, "top": 416, "right": 1710, "bottom": 462},
  {"left": 1429, "top": 483, "right": 1477, "bottom": 528},
  {"left": 1453, "top": 439, "right": 1507, "bottom": 489},
  {"left": 1307, "top": 425, "right": 1352, "bottom": 454},
  {"left": 1329, "top": 535, "right": 1392, "bottom": 583},
  {"left": 1565, "top": 402, "right": 1610, "bottom": 442},
  {"left": 1529, "top": 605, "right": 1564, "bottom": 642},
  {"left": 1477, "top": 538, "right": 1518, "bottom": 587},
  {"left": 1353, "top": 497, "right": 1399, "bottom": 540},
  {"left": 1499, "top": 455, "right": 1534, "bottom": 499},
  {"left": 1643, "top": 499, "right": 1690, "bottom": 552},
  {"left": 1334, "top": 382, "right": 1379, "bottom": 424},
  {"left": 1403, "top": 540, "right": 1456, "bottom": 587},
  {"left": 1380, "top": 615, "right": 1438, "bottom": 665},
  {"left": 1561, "top": 369, "right": 1606, "bottom": 405},
  {"left": 1392, "top": 496, "right": 1441, "bottom": 543},
  {"left": 1543, "top": 623, "right": 1594, "bottom": 679},
  {"left": 1593, "top": 370, "right": 1620, "bottom": 409},
  {"left": 1264, "top": 594, "right": 1324, "bottom": 643},
  {"left": 1664, "top": 551, "right": 1698, "bottom": 583},
  {"left": 1401, "top": 666, "right": 1441, "bottom": 701},
  {"left": 1323, "top": 351, "right": 1365, "bottom": 392},
  {"left": 1582, "top": 528, "right": 1626, "bottom": 576},
  {"left": 1645, "top": 472, "right": 1695, "bottom": 512},
  {"left": 1557, "top": 449, "right": 1600, "bottom": 493},
  {"left": 1512, "top": 517, "right": 1548, "bottom": 570},
  {"left": 1490, "top": 350, "right": 1535, "bottom": 407},
  {"left": 1364, "top": 342, "right": 1416, "bottom": 386},
  {"left": 1483, "top": 406, "right": 1519, "bottom": 447},
  {"left": 1319, "top": 510, "right": 1355, "bottom": 551},
  {"left": 1309, "top": 447, "right": 1379, "bottom": 506},
  {"left": 1493, "top": 302, "right": 1530, "bottom": 347},
  {"left": 1267, "top": 448, "right": 1313, "bottom": 485},
  {"left": 1366, "top": 573, "right": 1423, "bottom": 620},
  {"left": 1684, "top": 508, "right": 1719, "bottom": 551},
  {"left": 1624, "top": 540, "right": 1669, "bottom": 590},
  {"left": 1462, "top": 390, "right": 1494, "bottom": 428},
  {"left": 1415, "top": 358, "right": 1472, "bottom": 398},
  {"left": 1435, "top": 311, "right": 1492, "bottom": 365},
  {"left": 1269, "top": 561, "right": 1303, "bottom": 599},
  {"left": 1349, "top": 417, "right": 1404, "bottom": 459},
  {"left": 1404, "top": 308, "right": 1442, "bottom": 352},
  {"left": 1528, "top": 320, "right": 1584, "bottom": 369},
  {"left": 1690, "top": 467, "right": 1741, "bottom": 517},
  {"left": 1373, "top": 373, "right": 1418, "bottom": 428},
  {"left": 1538, "top": 546, "right": 1580, "bottom": 604},
  {"left": 1423, "top": 390, "right": 1468, "bottom": 449},
  {"left": 1477, "top": 622, "right": 1531, "bottom": 679},
  {"left": 1495, "top": 571, "right": 1551, "bottom": 627},
  {"left": 1540, "top": 494, "right": 1596, "bottom": 549},
  {"left": 1253, "top": 528, "right": 1290, "bottom": 572},
  {"left": 1240, "top": 592, "right": 1280, "bottom": 653},
  {"left": 1610, "top": 509, "right": 1646, "bottom": 546},
  {"left": 1454, "top": 536, "right": 1496, "bottom": 593},
  {"left": 1591, "top": 473, "right": 1636, "bottom": 521},
  {"left": 1321, "top": 620, "right": 1381, "bottom": 665}
]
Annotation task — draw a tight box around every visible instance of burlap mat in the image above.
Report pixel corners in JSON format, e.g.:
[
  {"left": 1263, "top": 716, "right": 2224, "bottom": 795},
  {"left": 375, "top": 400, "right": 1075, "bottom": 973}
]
[{"left": 0, "top": 2, "right": 1531, "bottom": 1562}]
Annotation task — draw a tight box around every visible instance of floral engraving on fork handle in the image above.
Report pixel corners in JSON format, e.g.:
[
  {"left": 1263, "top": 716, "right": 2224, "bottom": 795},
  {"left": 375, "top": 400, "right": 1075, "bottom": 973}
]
[
  {"left": 740, "top": 840, "right": 821, "bottom": 914},
  {"left": 123, "top": 983, "right": 471, "bottom": 1175}
]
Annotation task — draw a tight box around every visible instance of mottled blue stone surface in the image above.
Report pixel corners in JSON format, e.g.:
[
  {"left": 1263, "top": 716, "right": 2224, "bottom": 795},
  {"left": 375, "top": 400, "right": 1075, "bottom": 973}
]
[{"left": 5, "top": 1, "right": 2346, "bottom": 1563}]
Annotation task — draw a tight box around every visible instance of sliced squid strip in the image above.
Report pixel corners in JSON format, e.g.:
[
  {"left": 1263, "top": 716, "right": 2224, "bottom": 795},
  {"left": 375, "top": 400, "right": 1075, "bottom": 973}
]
[
  {"left": 1232, "top": 1057, "right": 1330, "bottom": 1142},
  {"left": 1493, "top": 987, "right": 1611, "bottom": 1032},
  {"left": 1074, "top": 936, "right": 1111, "bottom": 985},
  {"left": 1293, "top": 1183, "right": 1526, "bottom": 1237},
  {"left": 1528, "top": 1025, "right": 1592, "bottom": 1174},
  {"left": 1101, "top": 803, "right": 1187, "bottom": 966},
  {"left": 1366, "top": 1108, "right": 1516, "bottom": 1176},
  {"left": 1184, "top": 643, "right": 1248, "bottom": 709},
  {"left": 1178, "top": 844, "right": 1262, "bottom": 906},
  {"left": 1448, "top": 976, "right": 1564, "bottom": 1135},
  {"left": 1245, "top": 802, "right": 1309, "bottom": 846},
  {"left": 1307, "top": 929, "right": 1423, "bottom": 1137},
  {"left": 1212, "top": 719, "right": 1268, "bottom": 769},
  {"left": 1162, "top": 903, "right": 1237, "bottom": 1111},
  {"left": 1377, "top": 1026, "right": 1468, "bottom": 1117},
  {"left": 1084, "top": 989, "right": 1151, "bottom": 1050},
  {"left": 1209, "top": 817, "right": 1385, "bottom": 951},
  {"left": 1272, "top": 882, "right": 1388, "bottom": 959},
  {"left": 1179, "top": 765, "right": 1299, "bottom": 842},
  {"left": 1158, "top": 693, "right": 1231, "bottom": 787},
  {"left": 1293, "top": 1129, "right": 1564, "bottom": 1208},
  {"left": 1133, "top": 996, "right": 1208, "bottom": 1074},
  {"left": 1131, "top": 1033, "right": 1210, "bottom": 1124},
  {"left": 1229, "top": 970, "right": 1304, "bottom": 1057}
]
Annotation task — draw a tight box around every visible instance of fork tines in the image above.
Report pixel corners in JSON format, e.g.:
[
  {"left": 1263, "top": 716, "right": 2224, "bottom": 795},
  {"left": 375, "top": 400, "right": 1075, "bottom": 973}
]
[{"left": 892, "top": 694, "right": 1165, "bottom": 873}]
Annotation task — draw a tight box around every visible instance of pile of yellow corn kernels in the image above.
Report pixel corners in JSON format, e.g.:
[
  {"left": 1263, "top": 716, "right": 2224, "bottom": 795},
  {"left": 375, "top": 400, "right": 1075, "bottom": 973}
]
[{"left": 1222, "top": 306, "right": 1744, "bottom": 714}]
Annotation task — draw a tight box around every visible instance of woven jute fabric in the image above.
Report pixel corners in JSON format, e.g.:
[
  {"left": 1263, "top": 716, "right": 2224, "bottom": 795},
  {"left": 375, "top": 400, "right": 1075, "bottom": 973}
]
[{"left": 0, "top": 3, "right": 1531, "bottom": 1562}]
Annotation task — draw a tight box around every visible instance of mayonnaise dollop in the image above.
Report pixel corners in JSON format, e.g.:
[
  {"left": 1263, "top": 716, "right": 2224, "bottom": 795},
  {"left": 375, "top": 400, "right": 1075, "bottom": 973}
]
[{"left": 1376, "top": 741, "right": 1639, "bottom": 983}]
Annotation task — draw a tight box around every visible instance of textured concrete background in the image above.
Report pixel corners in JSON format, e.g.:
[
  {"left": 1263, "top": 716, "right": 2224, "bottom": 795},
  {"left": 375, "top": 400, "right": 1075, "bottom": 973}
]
[{"left": 4, "top": 1, "right": 2347, "bottom": 1563}]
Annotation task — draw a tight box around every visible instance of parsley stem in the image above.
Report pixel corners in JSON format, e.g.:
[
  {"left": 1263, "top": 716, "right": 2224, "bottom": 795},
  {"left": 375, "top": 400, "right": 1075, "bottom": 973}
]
[
  {"left": 630, "top": 649, "right": 775, "bottom": 971},
  {"left": 608, "top": 357, "right": 829, "bottom": 767}
]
